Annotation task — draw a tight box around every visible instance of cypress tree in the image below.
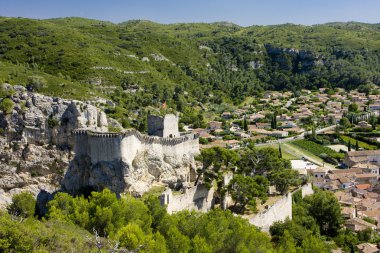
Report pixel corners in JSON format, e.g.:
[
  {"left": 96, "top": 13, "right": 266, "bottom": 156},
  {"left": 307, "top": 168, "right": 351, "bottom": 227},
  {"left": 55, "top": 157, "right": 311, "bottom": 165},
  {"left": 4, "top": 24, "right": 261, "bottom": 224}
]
[
  {"left": 243, "top": 116, "right": 248, "bottom": 131},
  {"left": 271, "top": 112, "right": 277, "bottom": 129},
  {"left": 278, "top": 143, "right": 282, "bottom": 158},
  {"left": 355, "top": 140, "right": 359, "bottom": 151},
  {"left": 312, "top": 126, "right": 316, "bottom": 139},
  {"left": 348, "top": 140, "right": 351, "bottom": 151},
  {"left": 274, "top": 112, "right": 277, "bottom": 129}
]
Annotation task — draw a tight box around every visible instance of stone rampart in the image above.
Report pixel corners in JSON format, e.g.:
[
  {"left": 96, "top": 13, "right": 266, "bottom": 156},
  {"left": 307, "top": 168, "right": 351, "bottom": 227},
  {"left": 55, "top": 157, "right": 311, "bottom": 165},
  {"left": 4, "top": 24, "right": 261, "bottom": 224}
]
[
  {"left": 73, "top": 129, "right": 198, "bottom": 147},
  {"left": 301, "top": 182, "right": 314, "bottom": 198},
  {"left": 160, "top": 184, "right": 214, "bottom": 214},
  {"left": 72, "top": 129, "right": 200, "bottom": 177},
  {"left": 249, "top": 193, "right": 293, "bottom": 233},
  {"left": 249, "top": 183, "right": 314, "bottom": 232}
]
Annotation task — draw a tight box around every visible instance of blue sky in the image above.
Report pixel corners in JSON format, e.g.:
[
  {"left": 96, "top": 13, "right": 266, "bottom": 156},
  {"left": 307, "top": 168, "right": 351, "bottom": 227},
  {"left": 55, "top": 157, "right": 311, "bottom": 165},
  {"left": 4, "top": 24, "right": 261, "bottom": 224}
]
[{"left": 1, "top": 0, "right": 379, "bottom": 26}]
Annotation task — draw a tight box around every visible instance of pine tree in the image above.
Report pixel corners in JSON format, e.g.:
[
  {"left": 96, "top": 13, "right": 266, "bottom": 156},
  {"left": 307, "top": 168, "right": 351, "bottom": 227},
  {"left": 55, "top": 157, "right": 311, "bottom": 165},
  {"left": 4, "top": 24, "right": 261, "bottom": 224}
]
[{"left": 348, "top": 140, "right": 351, "bottom": 151}]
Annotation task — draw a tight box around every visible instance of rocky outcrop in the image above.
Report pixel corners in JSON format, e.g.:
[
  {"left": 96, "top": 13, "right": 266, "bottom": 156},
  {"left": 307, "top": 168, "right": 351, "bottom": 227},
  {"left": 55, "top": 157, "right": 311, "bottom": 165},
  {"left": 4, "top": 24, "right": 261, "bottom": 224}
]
[
  {"left": 265, "top": 44, "right": 326, "bottom": 69},
  {"left": 0, "top": 85, "right": 108, "bottom": 207},
  {"left": 0, "top": 85, "right": 199, "bottom": 205}
]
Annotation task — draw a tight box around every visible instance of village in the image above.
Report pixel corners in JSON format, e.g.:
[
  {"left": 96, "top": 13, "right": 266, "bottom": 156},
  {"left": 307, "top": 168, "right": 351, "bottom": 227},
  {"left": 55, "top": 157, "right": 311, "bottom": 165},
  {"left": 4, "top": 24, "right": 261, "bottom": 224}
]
[
  {"left": 191, "top": 87, "right": 380, "bottom": 150},
  {"left": 187, "top": 87, "right": 380, "bottom": 253}
]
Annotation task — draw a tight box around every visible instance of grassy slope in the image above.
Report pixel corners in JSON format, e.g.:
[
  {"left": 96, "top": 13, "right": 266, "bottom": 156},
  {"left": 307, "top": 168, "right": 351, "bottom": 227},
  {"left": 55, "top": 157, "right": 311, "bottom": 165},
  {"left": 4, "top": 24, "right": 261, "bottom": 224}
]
[
  {"left": 256, "top": 143, "right": 298, "bottom": 160},
  {"left": 0, "top": 61, "right": 95, "bottom": 99}
]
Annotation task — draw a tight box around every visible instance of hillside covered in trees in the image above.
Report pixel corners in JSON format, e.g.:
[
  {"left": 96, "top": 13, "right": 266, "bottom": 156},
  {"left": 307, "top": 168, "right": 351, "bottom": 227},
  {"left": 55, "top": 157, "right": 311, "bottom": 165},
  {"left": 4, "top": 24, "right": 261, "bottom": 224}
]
[{"left": 0, "top": 17, "right": 380, "bottom": 127}]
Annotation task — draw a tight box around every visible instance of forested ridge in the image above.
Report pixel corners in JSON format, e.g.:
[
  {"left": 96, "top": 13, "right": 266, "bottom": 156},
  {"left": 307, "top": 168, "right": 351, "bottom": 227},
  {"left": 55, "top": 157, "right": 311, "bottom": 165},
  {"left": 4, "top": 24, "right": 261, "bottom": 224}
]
[{"left": 0, "top": 17, "right": 380, "bottom": 117}]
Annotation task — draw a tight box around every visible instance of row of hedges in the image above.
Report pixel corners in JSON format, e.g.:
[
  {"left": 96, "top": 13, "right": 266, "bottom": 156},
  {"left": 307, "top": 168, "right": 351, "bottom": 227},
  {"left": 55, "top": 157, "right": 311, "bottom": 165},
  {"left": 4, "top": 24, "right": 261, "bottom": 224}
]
[{"left": 339, "top": 135, "right": 378, "bottom": 150}]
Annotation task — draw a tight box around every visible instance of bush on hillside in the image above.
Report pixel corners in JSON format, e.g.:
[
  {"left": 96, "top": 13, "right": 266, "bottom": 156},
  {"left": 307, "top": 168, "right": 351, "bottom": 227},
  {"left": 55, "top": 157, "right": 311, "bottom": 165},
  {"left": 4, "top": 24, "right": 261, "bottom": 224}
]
[
  {"left": 27, "top": 75, "right": 47, "bottom": 91},
  {"left": 0, "top": 98, "right": 14, "bottom": 114},
  {"left": 7, "top": 191, "right": 36, "bottom": 218}
]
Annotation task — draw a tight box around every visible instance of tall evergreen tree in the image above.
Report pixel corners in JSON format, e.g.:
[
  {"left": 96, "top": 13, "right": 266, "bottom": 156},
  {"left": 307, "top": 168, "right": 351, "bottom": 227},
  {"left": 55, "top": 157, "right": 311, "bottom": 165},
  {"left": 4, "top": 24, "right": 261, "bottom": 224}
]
[
  {"left": 311, "top": 126, "right": 316, "bottom": 139},
  {"left": 348, "top": 140, "right": 351, "bottom": 151},
  {"left": 271, "top": 112, "right": 277, "bottom": 129},
  {"left": 278, "top": 143, "right": 282, "bottom": 159},
  {"left": 243, "top": 116, "right": 248, "bottom": 131},
  {"left": 355, "top": 140, "right": 359, "bottom": 151}
]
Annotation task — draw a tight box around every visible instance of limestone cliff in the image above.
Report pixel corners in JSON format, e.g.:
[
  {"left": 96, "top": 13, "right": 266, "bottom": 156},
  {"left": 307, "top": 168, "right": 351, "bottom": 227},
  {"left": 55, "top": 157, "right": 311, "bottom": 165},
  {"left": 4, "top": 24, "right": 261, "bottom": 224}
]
[{"left": 0, "top": 84, "right": 108, "bottom": 207}]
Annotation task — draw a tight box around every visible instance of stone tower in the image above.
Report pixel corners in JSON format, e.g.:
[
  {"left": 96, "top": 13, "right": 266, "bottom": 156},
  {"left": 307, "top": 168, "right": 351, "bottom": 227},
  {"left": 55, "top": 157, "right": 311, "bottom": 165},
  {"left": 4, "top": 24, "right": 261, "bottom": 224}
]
[{"left": 147, "top": 114, "right": 180, "bottom": 138}]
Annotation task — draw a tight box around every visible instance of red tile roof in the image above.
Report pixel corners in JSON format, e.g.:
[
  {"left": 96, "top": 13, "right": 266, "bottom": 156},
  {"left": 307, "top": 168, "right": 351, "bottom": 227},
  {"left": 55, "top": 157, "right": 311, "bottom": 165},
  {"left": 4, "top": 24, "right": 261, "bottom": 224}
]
[{"left": 356, "top": 184, "right": 371, "bottom": 190}]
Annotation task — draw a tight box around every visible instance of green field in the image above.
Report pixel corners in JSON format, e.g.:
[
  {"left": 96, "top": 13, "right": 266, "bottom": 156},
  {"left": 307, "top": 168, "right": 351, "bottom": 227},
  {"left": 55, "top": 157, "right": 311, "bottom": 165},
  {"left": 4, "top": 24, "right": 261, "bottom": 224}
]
[{"left": 256, "top": 143, "right": 298, "bottom": 160}]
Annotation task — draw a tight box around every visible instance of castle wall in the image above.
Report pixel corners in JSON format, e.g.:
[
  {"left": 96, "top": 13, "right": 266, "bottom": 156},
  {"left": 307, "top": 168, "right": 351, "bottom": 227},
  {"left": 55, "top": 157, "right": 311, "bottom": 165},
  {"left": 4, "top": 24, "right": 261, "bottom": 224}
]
[
  {"left": 73, "top": 129, "right": 199, "bottom": 167},
  {"left": 163, "top": 114, "right": 179, "bottom": 138},
  {"left": 249, "top": 193, "right": 292, "bottom": 233},
  {"left": 248, "top": 183, "right": 313, "bottom": 232},
  {"left": 147, "top": 114, "right": 179, "bottom": 138},
  {"left": 121, "top": 133, "right": 142, "bottom": 166},
  {"left": 87, "top": 134, "right": 122, "bottom": 164},
  {"left": 147, "top": 115, "right": 164, "bottom": 137},
  {"left": 74, "top": 131, "right": 89, "bottom": 156},
  {"left": 301, "top": 183, "right": 314, "bottom": 198},
  {"left": 160, "top": 184, "right": 214, "bottom": 214}
]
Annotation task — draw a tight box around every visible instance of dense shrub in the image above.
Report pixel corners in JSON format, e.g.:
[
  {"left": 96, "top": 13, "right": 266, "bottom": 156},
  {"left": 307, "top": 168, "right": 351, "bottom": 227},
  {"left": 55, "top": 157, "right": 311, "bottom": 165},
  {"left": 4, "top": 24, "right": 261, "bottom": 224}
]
[
  {"left": 45, "top": 189, "right": 274, "bottom": 252},
  {"left": 7, "top": 191, "right": 36, "bottom": 218},
  {"left": 0, "top": 98, "right": 14, "bottom": 114},
  {"left": 26, "top": 75, "right": 46, "bottom": 91}
]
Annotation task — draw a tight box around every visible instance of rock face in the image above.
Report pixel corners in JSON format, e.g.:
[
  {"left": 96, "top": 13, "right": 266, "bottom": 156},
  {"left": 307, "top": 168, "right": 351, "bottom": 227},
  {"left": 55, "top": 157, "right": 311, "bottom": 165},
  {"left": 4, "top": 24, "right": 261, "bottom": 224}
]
[
  {"left": 0, "top": 86, "right": 108, "bottom": 207},
  {"left": 0, "top": 86, "right": 200, "bottom": 206}
]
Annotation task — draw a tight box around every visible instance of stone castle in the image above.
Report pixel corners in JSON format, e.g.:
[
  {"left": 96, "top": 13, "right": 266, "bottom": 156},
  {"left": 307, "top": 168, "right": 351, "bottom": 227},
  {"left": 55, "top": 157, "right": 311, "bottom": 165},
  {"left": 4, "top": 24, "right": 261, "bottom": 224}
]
[{"left": 62, "top": 114, "right": 200, "bottom": 195}]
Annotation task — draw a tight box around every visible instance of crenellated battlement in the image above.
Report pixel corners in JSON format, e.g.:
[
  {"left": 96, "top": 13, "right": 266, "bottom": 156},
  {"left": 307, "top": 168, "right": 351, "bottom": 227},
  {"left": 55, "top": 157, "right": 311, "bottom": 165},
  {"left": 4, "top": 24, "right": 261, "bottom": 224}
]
[{"left": 73, "top": 128, "right": 198, "bottom": 146}]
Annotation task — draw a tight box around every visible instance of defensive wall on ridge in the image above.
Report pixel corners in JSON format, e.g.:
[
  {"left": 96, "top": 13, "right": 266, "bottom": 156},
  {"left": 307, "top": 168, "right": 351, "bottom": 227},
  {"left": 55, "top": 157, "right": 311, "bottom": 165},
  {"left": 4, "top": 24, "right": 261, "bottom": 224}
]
[
  {"left": 72, "top": 128, "right": 200, "bottom": 167},
  {"left": 249, "top": 183, "right": 314, "bottom": 232}
]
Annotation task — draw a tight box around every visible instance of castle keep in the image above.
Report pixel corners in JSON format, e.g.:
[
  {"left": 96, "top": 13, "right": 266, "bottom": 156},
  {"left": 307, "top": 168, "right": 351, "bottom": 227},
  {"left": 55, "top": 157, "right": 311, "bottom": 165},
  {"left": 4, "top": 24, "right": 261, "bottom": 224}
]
[{"left": 63, "top": 114, "right": 200, "bottom": 195}]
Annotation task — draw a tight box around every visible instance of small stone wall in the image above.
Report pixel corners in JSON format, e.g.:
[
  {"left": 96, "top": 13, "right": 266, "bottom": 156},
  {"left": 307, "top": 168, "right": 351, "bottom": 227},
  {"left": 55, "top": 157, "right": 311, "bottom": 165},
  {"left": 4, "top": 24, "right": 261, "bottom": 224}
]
[
  {"left": 249, "top": 183, "right": 314, "bottom": 232},
  {"left": 301, "top": 182, "right": 314, "bottom": 198},
  {"left": 249, "top": 193, "right": 293, "bottom": 233},
  {"left": 160, "top": 184, "right": 214, "bottom": 214}
]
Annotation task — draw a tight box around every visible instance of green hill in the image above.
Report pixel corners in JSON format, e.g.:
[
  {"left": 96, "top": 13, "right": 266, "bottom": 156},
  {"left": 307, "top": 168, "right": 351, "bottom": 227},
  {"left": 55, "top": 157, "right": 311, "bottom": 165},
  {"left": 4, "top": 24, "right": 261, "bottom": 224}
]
[{"left": 1, "top": 17, "right": 380, "bottom": 125}]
